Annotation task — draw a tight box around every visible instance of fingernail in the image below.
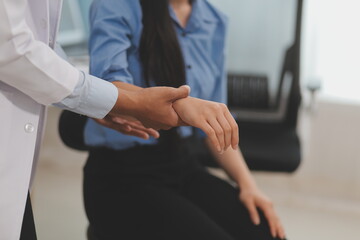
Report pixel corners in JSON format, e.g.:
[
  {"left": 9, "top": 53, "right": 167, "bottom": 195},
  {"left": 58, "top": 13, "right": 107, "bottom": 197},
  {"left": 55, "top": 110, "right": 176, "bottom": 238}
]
[{"left": 114, "top": 118, "right": 125, "bottom": 124}]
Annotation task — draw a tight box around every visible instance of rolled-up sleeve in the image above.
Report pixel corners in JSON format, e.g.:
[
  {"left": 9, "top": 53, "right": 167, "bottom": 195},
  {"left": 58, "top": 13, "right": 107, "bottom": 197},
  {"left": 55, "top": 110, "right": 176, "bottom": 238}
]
[
  {"left": 210, "top": 14, "right": 229, "bottom": 105},
  {"left": 89, "top": 0, "right": 136, "bottom": 84}
]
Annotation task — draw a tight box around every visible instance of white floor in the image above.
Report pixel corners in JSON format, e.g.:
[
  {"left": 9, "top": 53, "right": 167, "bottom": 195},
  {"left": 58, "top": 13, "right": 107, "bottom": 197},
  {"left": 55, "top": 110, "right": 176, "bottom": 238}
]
[{"left": 32, "top": 102, "right": 360, "bottom": 240}]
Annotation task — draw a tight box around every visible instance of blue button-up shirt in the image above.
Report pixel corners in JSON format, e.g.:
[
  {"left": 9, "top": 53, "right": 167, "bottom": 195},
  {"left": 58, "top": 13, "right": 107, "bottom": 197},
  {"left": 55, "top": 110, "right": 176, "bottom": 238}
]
[{"left": 85, "top": 0, "right": 228, "bottom": 150}]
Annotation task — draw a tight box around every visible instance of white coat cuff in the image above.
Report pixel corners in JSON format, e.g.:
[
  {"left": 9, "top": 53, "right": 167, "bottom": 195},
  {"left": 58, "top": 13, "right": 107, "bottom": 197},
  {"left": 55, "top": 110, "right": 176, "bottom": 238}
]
[{"left": 54, "top": 71, "right": 118, "bottom": 119}]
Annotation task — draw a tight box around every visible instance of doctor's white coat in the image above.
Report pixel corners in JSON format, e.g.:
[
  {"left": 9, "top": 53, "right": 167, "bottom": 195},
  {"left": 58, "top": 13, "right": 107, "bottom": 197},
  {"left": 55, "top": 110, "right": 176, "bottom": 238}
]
[{"left": 0, "top": 0, "right": 81, "bottom": 239}]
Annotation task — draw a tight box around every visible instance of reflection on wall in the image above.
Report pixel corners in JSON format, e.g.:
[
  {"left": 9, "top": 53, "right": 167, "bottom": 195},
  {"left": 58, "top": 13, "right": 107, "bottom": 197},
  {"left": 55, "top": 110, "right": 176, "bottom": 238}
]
[
  {"left": 209, "top": 0, "right": 297, "bottom": 101},
  {"left": 303, "top": 0, "right": 360, "bottom": 103},
  {"left": 58, "top": 0, "right": 92, "bottom": 54},
  {"left": 58, "top": 0, "right": 85, "bottom": 46}
]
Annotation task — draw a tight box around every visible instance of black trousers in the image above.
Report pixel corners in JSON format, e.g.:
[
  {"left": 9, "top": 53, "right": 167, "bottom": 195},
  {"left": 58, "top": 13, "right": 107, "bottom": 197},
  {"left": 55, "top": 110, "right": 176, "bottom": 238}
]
[
  {"left": 84, "top": 144, "right": 280, "bottom": 240},
  {"left": 20, "top": 193, "right": 37, "bottom": 240}
]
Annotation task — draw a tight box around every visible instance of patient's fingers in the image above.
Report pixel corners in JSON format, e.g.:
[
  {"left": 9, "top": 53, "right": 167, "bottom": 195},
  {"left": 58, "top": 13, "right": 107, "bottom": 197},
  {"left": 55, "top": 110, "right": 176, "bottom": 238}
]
[
  {"left": 260, "top": 203, "right": 278, "bottom": 238},
  {"left": 202, "top": 122, "right": 222, "bottom": 152},
  {"left": 277, "top": 220, "right": 286, "bottom": 239},
  {"left": 217, "top": 114, "right": 232, "bottom": 151},
  {"left": 208, "top": 118, "right": 225, "bottom": 153},
  {"left": 243, "top": 199, "right": 261, "bottom": 226},
  {"left": 223, "top": 108, "right": 239, "bottom": 149}
]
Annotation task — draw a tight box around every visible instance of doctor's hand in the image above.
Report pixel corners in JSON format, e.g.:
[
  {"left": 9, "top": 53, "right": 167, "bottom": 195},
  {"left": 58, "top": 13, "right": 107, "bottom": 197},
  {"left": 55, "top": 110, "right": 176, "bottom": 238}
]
[
  {"left": 239, "top": 187, "right": 286, "bottom": 239},
  {"left": 173, "top": 97, "right": 239, "bottom": 153},
  {"left": 93, "top": 115, "right": 160, "bottom": 140},
  {"left": 109, "top": 85, "right": 190, "bottom": 130}
]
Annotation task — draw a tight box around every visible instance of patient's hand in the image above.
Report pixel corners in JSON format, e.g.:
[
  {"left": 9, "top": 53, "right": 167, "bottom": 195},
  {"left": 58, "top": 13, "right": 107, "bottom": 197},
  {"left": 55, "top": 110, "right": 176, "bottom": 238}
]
[
  {"left": 239, "top": 187, "right": 285, "bottom": 239},
  {"left": 173, "top": 97, "right": 238, "bottom": 152},
  {"left": 93, "top": 115, "right": 159, "bottom": 139}
]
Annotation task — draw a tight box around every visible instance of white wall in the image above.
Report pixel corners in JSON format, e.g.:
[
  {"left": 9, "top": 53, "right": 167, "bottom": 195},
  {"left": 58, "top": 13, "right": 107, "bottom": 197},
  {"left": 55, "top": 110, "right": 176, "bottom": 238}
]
[
  {"left": 209, "top": 0, "right": 297, "bottom": 103},
  {"left": 302, "top": 0, "right": 360, "bottom": 104}
]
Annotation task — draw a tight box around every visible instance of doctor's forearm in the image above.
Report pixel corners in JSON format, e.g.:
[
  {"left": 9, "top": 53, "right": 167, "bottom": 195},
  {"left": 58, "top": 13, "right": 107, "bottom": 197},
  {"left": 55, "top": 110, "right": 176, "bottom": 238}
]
[{"left": 111, "top": 81, "right": 143, "bottom": 92}]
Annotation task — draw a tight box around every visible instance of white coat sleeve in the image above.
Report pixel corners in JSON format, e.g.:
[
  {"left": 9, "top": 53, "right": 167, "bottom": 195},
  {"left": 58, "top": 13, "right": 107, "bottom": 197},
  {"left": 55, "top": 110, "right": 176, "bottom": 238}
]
[
  {"left": 0, "top": 0, "right": 118, "bottom": 118},
  {"left": 0, "top": 0, "right": 79, "bottom": 105}
]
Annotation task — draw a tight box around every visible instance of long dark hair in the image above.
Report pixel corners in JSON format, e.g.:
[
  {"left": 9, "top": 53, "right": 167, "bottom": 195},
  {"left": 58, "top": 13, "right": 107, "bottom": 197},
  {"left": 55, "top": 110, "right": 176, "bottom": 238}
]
[
  {"left": 139, "top": 0, "right": 186, "bottom": 87},
  {"left": 139, "top": 0, "right": 190, "bottom": 151}
]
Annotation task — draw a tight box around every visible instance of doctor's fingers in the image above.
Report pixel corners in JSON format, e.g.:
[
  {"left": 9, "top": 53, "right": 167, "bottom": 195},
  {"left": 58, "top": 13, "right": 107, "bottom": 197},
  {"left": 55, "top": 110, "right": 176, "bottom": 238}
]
[
  {"left": 113, "top": 118, "right": 160, "bottom": 139},
  {"left": 108, "top": 116, "right": 160, "bottom": 139},
  {"left": 94, "top": 118, "right": 157, "bottom": 139}
]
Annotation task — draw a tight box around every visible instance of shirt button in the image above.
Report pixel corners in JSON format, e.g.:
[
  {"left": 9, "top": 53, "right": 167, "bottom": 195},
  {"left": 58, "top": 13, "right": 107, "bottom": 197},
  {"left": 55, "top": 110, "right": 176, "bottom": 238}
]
[
  {"left": 187, "top": 65, "right": 192, "bottom": 69},
  {"left": 182, "top": 32, "right": 187, "bottom": 37},
  {"left": 24, "top": 123, "right": 35, "bottom": 133}
]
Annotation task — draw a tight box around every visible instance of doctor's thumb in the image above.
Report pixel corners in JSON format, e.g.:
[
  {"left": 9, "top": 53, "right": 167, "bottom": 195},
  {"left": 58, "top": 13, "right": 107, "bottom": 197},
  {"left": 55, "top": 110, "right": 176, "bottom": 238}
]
[{"left": 169, "top": 85, "right": 191, "bottom": 102}]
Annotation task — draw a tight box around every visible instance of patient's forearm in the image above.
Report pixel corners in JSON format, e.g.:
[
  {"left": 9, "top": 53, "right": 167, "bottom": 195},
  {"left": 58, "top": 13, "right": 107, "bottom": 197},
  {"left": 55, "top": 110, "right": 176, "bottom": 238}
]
[{"left": 206, "top": 139, "right": 257, "bottom": 189}]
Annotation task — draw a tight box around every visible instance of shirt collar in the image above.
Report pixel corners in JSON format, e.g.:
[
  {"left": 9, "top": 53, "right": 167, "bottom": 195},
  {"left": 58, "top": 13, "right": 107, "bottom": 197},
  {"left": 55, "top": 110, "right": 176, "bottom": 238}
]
[{"left": 169, "top": 0, "right": 218, "bottom": 32}]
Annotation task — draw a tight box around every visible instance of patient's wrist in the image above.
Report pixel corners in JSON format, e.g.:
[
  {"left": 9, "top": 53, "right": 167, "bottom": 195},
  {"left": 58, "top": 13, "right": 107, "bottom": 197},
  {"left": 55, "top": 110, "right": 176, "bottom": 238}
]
[{"left": 238, "top": 178, "right": 258, "bottom": 190}]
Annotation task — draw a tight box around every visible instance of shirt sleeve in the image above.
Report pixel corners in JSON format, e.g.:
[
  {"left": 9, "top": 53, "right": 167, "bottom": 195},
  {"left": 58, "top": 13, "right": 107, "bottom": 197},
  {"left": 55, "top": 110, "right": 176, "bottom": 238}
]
[
  {"left": 211, "top": 50, "right": 228, "bottom": 105},
  {"left": 210, "top": 14, "right": 229, "bottom": 105},
  {"left": 53, "top": 71, "right": 118, "bottom": 119},
  {"left": 89, "top": 0, "right": 137, "bottom": 83}
]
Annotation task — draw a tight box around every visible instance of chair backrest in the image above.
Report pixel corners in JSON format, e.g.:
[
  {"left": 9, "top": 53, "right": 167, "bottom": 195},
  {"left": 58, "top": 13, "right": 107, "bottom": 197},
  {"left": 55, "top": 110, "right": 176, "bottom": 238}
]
[
  {"left": 210, "top": 0, "right": 303, "bottom": 127},
  {"left": 58, "top": 110, "right": 88, "bottom": 151},
  {"left": 282, "top": 0, "right": 303, "bottom": 128}
]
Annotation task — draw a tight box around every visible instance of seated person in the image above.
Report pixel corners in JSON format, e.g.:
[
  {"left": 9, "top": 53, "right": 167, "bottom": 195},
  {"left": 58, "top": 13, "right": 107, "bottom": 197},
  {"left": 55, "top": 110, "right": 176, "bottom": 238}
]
[{"left": 83, "top": 0, "right": 286, "bottom": 239}]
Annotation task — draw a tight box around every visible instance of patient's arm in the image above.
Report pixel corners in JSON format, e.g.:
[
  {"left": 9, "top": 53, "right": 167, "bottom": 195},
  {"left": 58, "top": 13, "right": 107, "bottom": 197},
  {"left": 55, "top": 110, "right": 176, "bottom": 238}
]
[
  {"left": 109, "top": 82, "right": 239, "bottom": 153},
  {"left": 173, "top": 97, "right": 238, "bottom": 152},
  {"left": 206, "top": 139, "right": 285, "bottom": 239}
]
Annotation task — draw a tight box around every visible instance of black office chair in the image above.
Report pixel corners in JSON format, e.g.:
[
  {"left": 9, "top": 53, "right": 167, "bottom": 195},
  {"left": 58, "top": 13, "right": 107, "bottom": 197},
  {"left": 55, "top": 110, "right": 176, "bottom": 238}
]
[
  {"left": 197, "top": 0, "right": 303, "bottom": 172},
  {"left": 58, "top": 110, "right": 89, "bottom": 151}
]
